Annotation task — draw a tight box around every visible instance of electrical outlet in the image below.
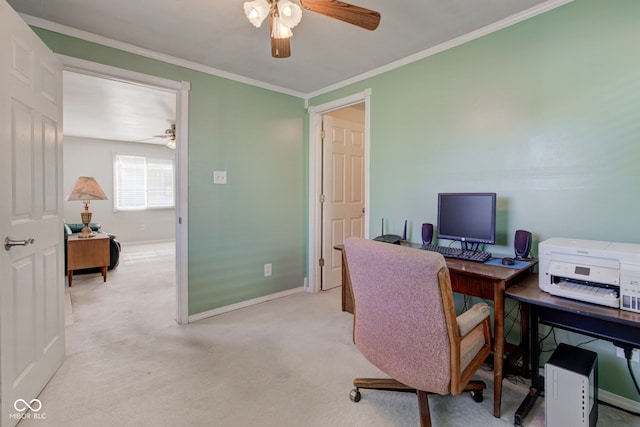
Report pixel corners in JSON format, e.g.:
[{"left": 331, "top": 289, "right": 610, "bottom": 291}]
[
  {"left": 616, "top": 347, "right": 640, "bottom": 363},
  {"left": 264, "top": 263, "right": 272, "bottom": 277},
  {"left": 213, "top": 170, "right": 227, "bottom": 184}
]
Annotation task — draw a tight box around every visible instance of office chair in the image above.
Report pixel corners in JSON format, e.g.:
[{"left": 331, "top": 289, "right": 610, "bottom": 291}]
[{"left": 344, "top": 237, "right": 492, "bottom": 427}]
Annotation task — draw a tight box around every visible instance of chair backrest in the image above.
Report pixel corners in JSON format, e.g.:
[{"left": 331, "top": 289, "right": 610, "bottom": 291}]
[{"left": 344, "top": 237, "right": 453, "bottom": 395}]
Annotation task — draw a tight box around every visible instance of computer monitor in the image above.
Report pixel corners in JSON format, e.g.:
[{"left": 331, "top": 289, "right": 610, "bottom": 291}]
[{"left": 437, "top": 192, "right": 496, "bottom": 251}]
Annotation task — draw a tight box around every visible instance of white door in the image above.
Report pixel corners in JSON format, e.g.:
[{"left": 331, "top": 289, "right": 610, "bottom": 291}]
[
  {"left": 321, "top": 115, "right": 364, "bottom": 290},
  {"left": 0, "top": 2, "right": 65, "bottom": 425}
]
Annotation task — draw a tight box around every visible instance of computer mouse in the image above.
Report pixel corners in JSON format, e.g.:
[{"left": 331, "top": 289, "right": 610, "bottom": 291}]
[{"left": 502, "top": 257, "right": 515, "bottom": 266}]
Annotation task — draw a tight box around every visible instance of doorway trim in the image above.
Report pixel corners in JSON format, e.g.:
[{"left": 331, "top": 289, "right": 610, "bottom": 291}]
[
  {"left": 59, "top": 55, "right": 191, "bottom": 324},
  {"left": 307, "top": 89, "right": 371, "bottom": 293}
]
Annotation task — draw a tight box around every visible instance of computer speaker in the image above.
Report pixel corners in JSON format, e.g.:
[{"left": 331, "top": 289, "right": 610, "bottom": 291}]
[
  {"left": 422, "top": 223, "right": 433, "bottom": 245},
  {"left": 514, "top": 230, "right": 532, "bottom": 259}
]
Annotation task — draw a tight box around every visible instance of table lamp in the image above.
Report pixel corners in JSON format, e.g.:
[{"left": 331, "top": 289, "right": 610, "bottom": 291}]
[{"left": 65, "top": 177, "right": 108, "bottom": 238}]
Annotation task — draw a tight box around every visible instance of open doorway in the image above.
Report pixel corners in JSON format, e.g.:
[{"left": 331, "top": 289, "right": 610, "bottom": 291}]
[
  {"left": 63, "top": 70, "right": 177, "bottom": 242},
  {"left": 307, "top": 90, "right": 371, "bottom": 294},
  {"left": 60, "top": 58, "right": 190, "bottom": 323}
]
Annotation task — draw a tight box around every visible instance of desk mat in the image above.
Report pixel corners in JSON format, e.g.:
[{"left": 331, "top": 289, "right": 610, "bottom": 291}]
[{"left": 485, "top": 258, "right": 532, "bottom": 269}]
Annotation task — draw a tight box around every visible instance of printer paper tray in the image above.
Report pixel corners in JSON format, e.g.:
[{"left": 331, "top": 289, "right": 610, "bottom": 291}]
[{"left": 547, "top": 281, "right": 619, "bottom": 308}]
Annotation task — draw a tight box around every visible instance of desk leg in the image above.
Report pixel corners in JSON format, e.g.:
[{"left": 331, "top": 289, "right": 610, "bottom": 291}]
[
  {"left": 68, "top": 270, "right": 73, "bottom": 287},
  {"left": 101, "top": 266, "right": 107, "bottom": 283},
  {"left": 341, "top": 249, "right": 348, "bottom": 312},
  {"left": 514, "top": 304, "right": 542, "bottom": 426},
  {"left": 493, "top": 285, "right": 505, "bottom": 418},
  {"left": 520, "top": 302, "right": 529, "bottom": 378}
]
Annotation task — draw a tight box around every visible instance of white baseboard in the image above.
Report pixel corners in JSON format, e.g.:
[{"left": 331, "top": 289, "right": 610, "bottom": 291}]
[
  {"left": 598, "top": 388, "right": 640, "bottom": 413},
  {"left": 120, "top": 238, "right": 175, "bottom": 246},
  {"left": 188, "top": 287, "right": 305, "bottom": 323}
]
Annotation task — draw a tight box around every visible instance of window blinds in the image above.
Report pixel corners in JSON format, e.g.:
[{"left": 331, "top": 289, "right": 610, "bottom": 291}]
[{"left": 115, "top": 155, "right": 174, "bottom": 210}]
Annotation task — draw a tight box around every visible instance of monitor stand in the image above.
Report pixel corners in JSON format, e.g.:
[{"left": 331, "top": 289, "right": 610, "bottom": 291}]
[{"left": 462, "top": 241, "right": 480, "bottom": 252}]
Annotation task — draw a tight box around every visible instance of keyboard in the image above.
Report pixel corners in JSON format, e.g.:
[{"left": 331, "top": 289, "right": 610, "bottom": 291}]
[
  {"left": 547, "top": 280, "right": 619, "bottom": 308},
  {"left": 421, "top": 244, "right": 491, "bottom": 263}
]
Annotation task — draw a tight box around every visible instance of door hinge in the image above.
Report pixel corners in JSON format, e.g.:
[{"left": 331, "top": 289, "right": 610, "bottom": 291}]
[
  {"left": 319, "top": 258, "right": 325, "bottom": 267},
  {"left": 320, "top": 130, "right": 325, "bottom": 139},
  {"left": 319, "top": 194, "right": 325, "bottom": 203}
]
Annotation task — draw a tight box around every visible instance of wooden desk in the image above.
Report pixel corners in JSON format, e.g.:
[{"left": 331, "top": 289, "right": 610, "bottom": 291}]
[
  {"left": 334, "top": 243, "right": 536, "bottom": 418},
  {"left": 506, "top": 276, "right": 640, "bottom": 426},
  {"left": 67, "top": 234, "right": 110, "bottom": 286}
]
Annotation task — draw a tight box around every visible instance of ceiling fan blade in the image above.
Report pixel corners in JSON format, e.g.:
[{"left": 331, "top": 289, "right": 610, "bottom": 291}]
[
  {"left": 301, "top": 0, "right": 380, "bottom": 31},
  {"left": 270, "top": 15, "right": 291, "bottom": 58}
]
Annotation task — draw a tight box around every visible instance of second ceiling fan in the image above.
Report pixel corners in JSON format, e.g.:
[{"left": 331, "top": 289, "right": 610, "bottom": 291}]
[{"left": 243, "top": 0, "right": 381, "bottom": 58}]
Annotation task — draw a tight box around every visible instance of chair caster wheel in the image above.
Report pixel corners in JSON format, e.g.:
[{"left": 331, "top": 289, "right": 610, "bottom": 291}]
[
  {"left": 350, "top": 389, "right": 361, "bottom": 402},
  {"left": 471, "top": 390, "right": 483, "bottom": 402}
]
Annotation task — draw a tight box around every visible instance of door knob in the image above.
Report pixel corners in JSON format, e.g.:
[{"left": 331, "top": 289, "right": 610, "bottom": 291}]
[{"left": 4, "top": 237, "right": 35, "bottom": 251}]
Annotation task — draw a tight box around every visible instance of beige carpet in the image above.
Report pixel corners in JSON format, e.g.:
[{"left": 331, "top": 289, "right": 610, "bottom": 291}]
[{"left": 19, "top": 242, "right": 638, "bottom": 426}]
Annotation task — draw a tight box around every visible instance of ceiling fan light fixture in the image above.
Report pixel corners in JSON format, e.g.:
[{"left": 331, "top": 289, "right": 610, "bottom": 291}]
[
  {"left": 277, "top": 0, "right": 302, "bottom": 29},
  {"left": 271, "top": 16, "right": 293, "bottom": 39},
  {"left": 243, "top": 0, "right": 270, "bottom": 28},
  {"left": 245, "top": 0, "right": 381, "bottom": 58}
]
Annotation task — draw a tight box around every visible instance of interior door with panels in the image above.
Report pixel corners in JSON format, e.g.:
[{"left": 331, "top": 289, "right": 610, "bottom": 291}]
[
  {"left": 322, "top": 115, "right": 364, "bottom": 291},
  {"left": 0, "top": 1, "right": 65, "bottom": 425}
]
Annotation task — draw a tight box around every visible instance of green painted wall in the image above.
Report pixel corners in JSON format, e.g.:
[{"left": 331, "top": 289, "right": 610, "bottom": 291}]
[
  {"left": 32, "top": 28, "right": 307, "bottom": 315},
  {"left": 310, "top": 0, "right": 640, "bottom": 403}
]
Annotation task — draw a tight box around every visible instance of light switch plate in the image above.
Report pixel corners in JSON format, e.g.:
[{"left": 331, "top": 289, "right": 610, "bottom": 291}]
[{"left": 213, "top": 170, "right": 227, "bottom": 184}]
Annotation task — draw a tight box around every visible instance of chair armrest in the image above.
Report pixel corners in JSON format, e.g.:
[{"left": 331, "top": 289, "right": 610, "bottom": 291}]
[{"left": 457, "top": 303, "right": 490, "bottom": 337}]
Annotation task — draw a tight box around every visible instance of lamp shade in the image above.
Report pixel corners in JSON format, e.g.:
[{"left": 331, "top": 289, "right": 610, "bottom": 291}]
[
  {"left": 65, "top": 177, "right": 108, "bottom": 201},
  {"left": 277, "top": 0, "right": 302, "bottom": 29},
  {"left": 243, "top": 0, "right": 270, "bottom": 28}
]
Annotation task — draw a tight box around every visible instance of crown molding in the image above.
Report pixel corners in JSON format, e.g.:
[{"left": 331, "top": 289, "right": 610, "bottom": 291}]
[
  {"left": 306, "top": 0, "right": 573, "bottom": 99},
  {"left": 20, "top": 13, "right": 307, "bottom": 99},
  {"left": 20, "top": 0, "right": 572, "bottom": 101}
]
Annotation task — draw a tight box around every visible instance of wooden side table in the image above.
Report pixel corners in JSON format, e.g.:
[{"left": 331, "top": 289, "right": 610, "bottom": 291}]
[{"left": 67, "top": 233, "right": 110, "bottom": 286}]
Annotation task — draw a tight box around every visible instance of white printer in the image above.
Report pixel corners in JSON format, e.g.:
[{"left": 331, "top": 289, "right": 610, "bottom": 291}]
[{"left": 539, "top": 237, "right": 640, "bottom": 312}]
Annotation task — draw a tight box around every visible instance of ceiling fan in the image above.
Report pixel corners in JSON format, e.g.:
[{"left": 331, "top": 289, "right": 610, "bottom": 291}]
[
  {"left": 243, "top": 0, "right": 381, "bottom": 58},
  {"left": 159, "top": 124, "right": 176, "bottom": 150},
  {"left": 137, "top": 124, "right": 176, "bottom": 149}
]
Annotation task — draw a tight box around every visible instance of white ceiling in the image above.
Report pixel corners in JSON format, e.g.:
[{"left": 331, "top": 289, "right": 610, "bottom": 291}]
[
  {"left": 7, "top": 0, "right": 565, "bottom": 144},
  {"left": 9, "top": 0, "right": 559, "bottom": 95},
  {"left": 63, "top": 71, "right": 177, "bottom": 144}
]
